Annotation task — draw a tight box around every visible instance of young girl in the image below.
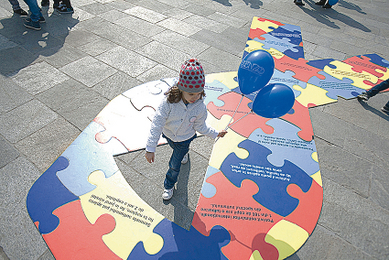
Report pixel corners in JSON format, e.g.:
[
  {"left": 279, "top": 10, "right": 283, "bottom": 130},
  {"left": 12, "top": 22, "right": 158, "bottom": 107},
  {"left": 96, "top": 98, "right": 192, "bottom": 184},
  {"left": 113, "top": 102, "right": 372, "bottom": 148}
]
[{"left": 145, "top": 58, "right": 227, "bottom": 200}]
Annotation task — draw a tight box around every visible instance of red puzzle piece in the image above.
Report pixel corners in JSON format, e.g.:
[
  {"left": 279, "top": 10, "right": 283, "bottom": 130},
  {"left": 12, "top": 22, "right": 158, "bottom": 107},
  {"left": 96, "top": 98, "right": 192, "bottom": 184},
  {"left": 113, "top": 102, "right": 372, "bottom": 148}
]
[
  {"left": 207, "top": 91, "right": 274, "bottom": 138},
  {"left": 280, "top": 100, "right": 314, "bottom": 142},
  {"left": 285, "top": 179, "right": 323, "bottom": 234},
  {"left": 43, "top": 200, "right": 121, "bottom": 260},
  {"left": 193, "top": 171, "right": 283, "bottom": 260},
  {"left": 248, "top": 28, "right": 267, "bottom": 40},
  {"left": 343, "top": 56, "right": 387, "bottom": 78},
  {"left": 275, "top": 56, "right": 326, "bottom": 82}
]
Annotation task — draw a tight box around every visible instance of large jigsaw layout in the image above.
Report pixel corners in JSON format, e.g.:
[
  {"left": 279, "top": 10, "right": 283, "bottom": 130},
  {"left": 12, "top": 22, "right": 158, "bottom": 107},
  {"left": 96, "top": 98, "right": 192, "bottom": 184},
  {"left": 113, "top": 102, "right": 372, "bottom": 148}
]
[{"left": 27, "top": 17, "right": 389, "bottom": 260}]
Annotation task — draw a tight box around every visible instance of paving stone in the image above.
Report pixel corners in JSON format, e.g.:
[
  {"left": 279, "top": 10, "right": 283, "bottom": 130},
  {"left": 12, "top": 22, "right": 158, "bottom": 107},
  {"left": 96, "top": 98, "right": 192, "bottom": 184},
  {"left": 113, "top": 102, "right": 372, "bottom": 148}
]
[
  {"left": 157, "top": 18, "right": 202, "bottom": 37},
  {"left": 38, "top": 43, "right": 88, "bottom": 68},
  {"left": 0, "top": 135, "right": 19, "bottom": 169},
  {"left": 63, "top": 29, "right": 102, "bottom": 48},
  {"left": 197, "top": 46, "right": 241, "bottom": 72},
  {"left": 93, "top": 71, "right": 141, "bottom": 100},
  {"left": 76, "top": 37, "right": 119, "bottom": 56},
  {"left": 36, "top": 79, "right": 109, "bottom": 130},
  {"left": 0, "top": 157, "right": 48, "bottom": 260},
  {"left": 79, "top": 2, "right": 113, "bottom": 15},
  {"left": 183, "top": 3, "right": 216, "bottom": 16},
  {"left": 183, "top": 14, "right": 229, "bottom": 33},
  {"left": 190, "top": 28, "right": 244, "bottom": 56},
  {"left": 315, "top": 138, "right": 373, "bottom": 198},
  {"left": 207, "top": 11, "right": 247, "bottom": 28},
  {"left": 162, "top": 7, "right": 192, "bottom": 20},
  {"left": 0, "top": 34, "right": 17, "bottom": 51},
  {"left": 291, "top": 225, "right": 374, "bottom": 260},
  {"left": 60, "top": 56, "right": 117, "bottom": 87},
  {"left": 76, "top": 17, "right": 151, "bottom": 50},
  {"left": 98, "top": 9, "right": 130, "bottom": 22},
  {"left": 15, "top": 118, "right": 80, "bottom": 172},
  {"left": 136, "top": 0, "right": 173, "bottom": 13},
  {"left": 12, "top": 61, "right": 69, "bottom": 95},
  {"left": 114, "top": 15, "right": 165, "bottom": 37},
  {"left": 151, "top": 30, "right": 209, "bottom": 56},
  {"left": 124, "top": 6, "right": 167, "bottom": 23},
  {"left": 136, "top": 64, "right": 177, "bottom": 83},
  {"left": 136, "top": 41, "right": 191, "bottom": 71},
  {"left": 0, "top": 100, "right": 58, "bottom": 144},
  {"left": 0, "top": 46, "right": 38, "bottom": 76},
  {"left": 0, "top": 75, "right": 32, "bottom": 114},
  {"left": 106, "top": 0, "right": 135, "bottom": 11},
  {"left": 97, "top": 46, "right": 157, "bottom": 77}
]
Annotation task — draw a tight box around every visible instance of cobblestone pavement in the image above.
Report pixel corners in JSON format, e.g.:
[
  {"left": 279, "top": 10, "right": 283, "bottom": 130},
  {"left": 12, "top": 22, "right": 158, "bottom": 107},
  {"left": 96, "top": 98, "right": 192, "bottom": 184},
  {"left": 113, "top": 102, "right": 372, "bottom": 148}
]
[{"left": 1, "top": 0, "right": 389, "bottom": 259}]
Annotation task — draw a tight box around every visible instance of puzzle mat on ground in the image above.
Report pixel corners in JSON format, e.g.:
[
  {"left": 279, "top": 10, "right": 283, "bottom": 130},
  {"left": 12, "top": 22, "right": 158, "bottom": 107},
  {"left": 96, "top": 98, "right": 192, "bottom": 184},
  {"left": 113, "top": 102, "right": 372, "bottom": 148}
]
[{"left": 27, "top": 17, "right": 389, "bottom": 260}]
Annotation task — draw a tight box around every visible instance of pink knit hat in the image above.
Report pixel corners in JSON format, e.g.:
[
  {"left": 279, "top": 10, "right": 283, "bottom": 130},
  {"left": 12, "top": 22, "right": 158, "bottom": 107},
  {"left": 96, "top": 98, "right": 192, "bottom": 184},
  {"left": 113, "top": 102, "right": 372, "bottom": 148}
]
[{"left": 177, "top": 58, "right": 205, "bottom": 93}]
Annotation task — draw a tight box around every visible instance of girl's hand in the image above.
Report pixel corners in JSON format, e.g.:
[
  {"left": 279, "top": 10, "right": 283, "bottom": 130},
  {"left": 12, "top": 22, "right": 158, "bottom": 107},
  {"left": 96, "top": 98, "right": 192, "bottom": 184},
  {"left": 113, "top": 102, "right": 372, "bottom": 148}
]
[
  {"left": 145, "top": 151, "right": 155, "bottom": 163},
  {"left": 217, "top": 130, "right": 227, "bottom": 138}
]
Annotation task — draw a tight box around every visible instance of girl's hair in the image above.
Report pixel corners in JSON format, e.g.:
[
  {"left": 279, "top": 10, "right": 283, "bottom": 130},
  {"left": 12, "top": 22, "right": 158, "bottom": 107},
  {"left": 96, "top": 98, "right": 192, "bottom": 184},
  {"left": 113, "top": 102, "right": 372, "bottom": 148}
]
[{"left": 165, "top": 85, "right": 205, "bottom": 103}]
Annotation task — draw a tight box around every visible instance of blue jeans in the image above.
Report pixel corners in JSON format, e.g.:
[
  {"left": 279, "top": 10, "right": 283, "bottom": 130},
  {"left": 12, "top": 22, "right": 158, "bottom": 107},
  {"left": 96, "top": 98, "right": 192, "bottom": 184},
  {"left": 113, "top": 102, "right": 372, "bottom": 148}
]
[
  {"left": 163, "top": 134, "right": 196, "bottom": 189},
  {"left": 8, "top": 0, "right": 21, "bottom": 10},
  {"left": 367, "top": 79, "right": 389, "bottom": 108},
  {"left": 22, "top": 0, "right": 43, "bottom": 21}
]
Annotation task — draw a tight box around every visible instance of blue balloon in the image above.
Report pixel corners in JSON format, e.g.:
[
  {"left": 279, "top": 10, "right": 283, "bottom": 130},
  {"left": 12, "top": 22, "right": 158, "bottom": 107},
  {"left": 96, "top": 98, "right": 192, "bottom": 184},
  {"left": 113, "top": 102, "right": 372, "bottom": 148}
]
[
  {"left": 238, "top": 50, "right": 275, "bottom": 95},
  {"left": 328, "top": 0, "right": 338, "bottom": 5},
  {"left": 252, "top": 83, "right": 295, "bottom": 118}
]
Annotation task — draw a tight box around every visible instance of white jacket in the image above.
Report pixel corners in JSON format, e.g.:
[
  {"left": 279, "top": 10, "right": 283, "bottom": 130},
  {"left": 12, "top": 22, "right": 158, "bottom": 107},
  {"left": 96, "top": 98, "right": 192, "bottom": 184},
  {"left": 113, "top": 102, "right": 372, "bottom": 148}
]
[{"left": 146, "top": 96, "right": 218, "bottom": 152}]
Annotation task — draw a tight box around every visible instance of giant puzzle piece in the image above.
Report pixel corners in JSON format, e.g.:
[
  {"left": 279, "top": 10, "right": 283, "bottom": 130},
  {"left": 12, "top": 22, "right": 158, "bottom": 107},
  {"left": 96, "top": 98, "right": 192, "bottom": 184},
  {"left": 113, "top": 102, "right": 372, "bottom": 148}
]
[
  {"left": 220, "top": 139, "right": 313, "bottom": 217},
  {"left": 79, "top": 170, "right": 165, "bottom": 259},
  {"left": 94, "top": 94, "right": 161, "bottom": 153},
  {"left": 128, "top": 219, "right": 230, "bottom": 259},
  {"left": 248, "top": 118, "right": 319, "bottom": 177},
  {"left": 56, "top": 122, "right": 119, "bottom": 196},
  {"left": 193, "top": 171, "right": 284, "bottom": 260},
  {"left": 26, "top": 156, "right": 78, "bottom": 234},
  {"left": 42, "top": 200, "right": 121, "bottom": 259}
]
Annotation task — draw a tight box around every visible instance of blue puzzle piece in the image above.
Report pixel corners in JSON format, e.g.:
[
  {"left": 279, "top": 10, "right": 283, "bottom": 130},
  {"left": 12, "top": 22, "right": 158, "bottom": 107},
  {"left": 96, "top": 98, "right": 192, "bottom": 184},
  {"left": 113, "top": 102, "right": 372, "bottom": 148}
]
[
  {"left": 127, "top": 219, "right": 230, "bottom": 260},
  {"left": 307, "top": 59, "right": 336, "bottom": 70},
  {"left": 57, "top": 121, "right": 119, "bottom": 197},
  {"left": 26, "top": 156, "right": 78, "bottom": 234},
  {"left": 284, "top": 46, "right": 305, "bottom": 60},
  {"left": 261, "top": 34, "right": 301, "bottom": 55},
  {"left": 278, "top": 24, "right": 301, "bottom": 34},
  {"left": 248, "top": 118, "right": 319, "bottom": 176},
  {"left": 220, "top": 139, "right": 312, "bottom": 217},
  {"left": 201, "top": 166, "right": 220, "bottom": 198},
  {"left": 359, "top": 54, "right": 389, "bottom": 68},
  {"left": 268, "top": 26, "right": 302, "bottom": 46},
  {"left": 308, "top": 71, "right": 363, "bottom": 99},
  {"left": 204, "top": 80, "right": 231, "bottom": 107}
]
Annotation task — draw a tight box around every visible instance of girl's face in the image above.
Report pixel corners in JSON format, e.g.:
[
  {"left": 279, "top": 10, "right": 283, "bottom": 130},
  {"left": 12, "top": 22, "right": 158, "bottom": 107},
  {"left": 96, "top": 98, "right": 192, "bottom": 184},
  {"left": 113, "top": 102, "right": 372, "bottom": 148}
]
[{"left": 182, "top": 91, "right": 202, "bottom": 104}]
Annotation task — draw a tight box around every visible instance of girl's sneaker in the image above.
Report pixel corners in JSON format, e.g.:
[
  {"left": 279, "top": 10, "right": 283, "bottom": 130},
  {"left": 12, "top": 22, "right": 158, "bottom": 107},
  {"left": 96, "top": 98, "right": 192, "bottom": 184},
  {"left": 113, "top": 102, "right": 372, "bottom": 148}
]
[
  {"left": 59, "top": 6, "right": 74, "bottom": 13},
  {"left": 162, "top": 188, "right": 174, "bottom": 200}
]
